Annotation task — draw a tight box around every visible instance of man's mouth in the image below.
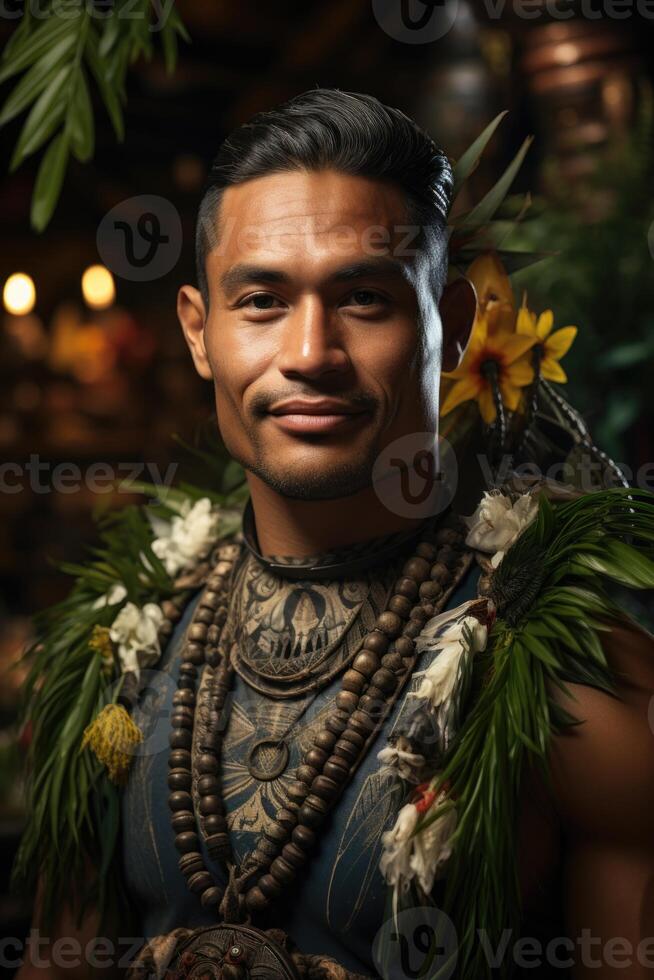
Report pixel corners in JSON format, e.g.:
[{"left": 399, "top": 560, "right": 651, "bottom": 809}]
[{"left": 267, "top": 398, "right": 370, "bottom": 434}]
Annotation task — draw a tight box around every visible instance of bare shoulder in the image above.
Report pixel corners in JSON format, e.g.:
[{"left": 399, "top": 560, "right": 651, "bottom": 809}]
[{"left": 547, "top": 616, "right": 654, "bottom": 843}]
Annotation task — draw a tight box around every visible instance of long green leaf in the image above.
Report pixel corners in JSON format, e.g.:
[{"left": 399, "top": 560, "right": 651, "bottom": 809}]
[
  {"left": 98, "top": 9, "right": 122, "bottom": 58},
  {"left": 575, "top": 541, "right": 654, "bottom": 589},
  {"left": 84, "top": 25, "right": 125, "bottom": 140},
  {"left": 69, "top": 67, "right": 95, "bottom": 162},
  {"left": 0, "top": 32, "right": 77, "bottom": 126},
  {"left": 49, "top": 653, "right": 100, "bottom": 849},
  {"left": 1, "top": 8, "right": 34, "bottom": 63},
  {"left": 0, "top": 15, "right": 74, "bottom": 85},
  {"left": 160, "top": 5, "right": 191, "bottom": 73},
  {"left": 31, "top": 130, "right": 70, "bottom": 232},
  {"left": 9, "top": 64, "right": 70, "bottom": 171},
  {"left": 456, "top": 136, "right": 534, "bottom": 232},
  {"left": 452, "top": 111, "right": 508, "bottom": 198}
]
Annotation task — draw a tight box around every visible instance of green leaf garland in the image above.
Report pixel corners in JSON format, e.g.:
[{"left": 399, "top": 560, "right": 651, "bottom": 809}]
[
  {"left": 402, "top": 488, "right": 654, "bottom": 979},
  {"left": 12, "top": 481, "right": 244, "bottom": 931}
]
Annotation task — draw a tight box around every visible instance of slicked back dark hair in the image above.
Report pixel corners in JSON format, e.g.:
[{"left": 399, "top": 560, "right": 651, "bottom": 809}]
[{"left": 195, "top": 88, "right": 453, "bottom": 308}]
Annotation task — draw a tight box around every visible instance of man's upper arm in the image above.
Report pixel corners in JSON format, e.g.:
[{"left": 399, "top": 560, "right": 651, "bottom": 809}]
[
  {"left": 548, "top": 619, "right": 654, "bottom": 978},
  {"left": 15, "top": 875, "right": 126, "bottom": 980}
]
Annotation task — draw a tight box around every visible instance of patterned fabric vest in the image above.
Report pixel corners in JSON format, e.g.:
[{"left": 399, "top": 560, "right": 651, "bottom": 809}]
[{"left": 121, "top": 535, "right": 479, "bottom": 976}]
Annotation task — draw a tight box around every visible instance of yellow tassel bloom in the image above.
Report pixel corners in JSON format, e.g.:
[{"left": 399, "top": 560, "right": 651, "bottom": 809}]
[{"left": 81, "top": 703, "right": 143, "bottom": 785}]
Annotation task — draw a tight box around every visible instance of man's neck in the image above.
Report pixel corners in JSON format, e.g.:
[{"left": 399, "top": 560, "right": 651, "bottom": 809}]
[{"left": 245, "top": 472, "right": 427, "bottom": 557}]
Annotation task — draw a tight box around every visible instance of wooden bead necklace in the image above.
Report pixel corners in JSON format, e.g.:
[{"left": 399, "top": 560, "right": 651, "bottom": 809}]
[{"left": 165, "top": 515, "right": 471, "bottom": 924}]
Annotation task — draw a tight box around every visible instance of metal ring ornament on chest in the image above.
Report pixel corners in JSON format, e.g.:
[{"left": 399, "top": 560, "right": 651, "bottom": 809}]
[
  {"left": 246, "top": 737, "right": 290, "bottom": 781},
  {"left": 166, "top": 923, "right": 301, "bottom": 980}
]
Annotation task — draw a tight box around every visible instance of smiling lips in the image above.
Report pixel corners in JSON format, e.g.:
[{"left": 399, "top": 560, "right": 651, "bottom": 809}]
[{"left": 268, "top": 398, "right": 370, "bottom": 434}]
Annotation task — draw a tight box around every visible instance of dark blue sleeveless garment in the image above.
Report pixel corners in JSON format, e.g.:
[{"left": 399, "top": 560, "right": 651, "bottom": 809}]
[{"left": 121, "top": 551, "right": 479, "bottom": 976}]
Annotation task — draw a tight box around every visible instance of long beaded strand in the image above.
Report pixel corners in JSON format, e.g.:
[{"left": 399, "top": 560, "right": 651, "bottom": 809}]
[{"left": 167, "top": 520, "right": 470, "bottom": 919}]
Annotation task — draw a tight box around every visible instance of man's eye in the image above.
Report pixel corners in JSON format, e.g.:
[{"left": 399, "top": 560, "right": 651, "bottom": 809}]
[
  {"left": 243, "top": 293, "right": 282, "bottom": 310},
  {"left": 348, "top": 289, "right": 382, "bottom": 307}
]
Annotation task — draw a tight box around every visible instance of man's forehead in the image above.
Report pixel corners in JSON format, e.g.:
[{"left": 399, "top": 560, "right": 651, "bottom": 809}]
[
  {"left": 207, "top": 169, "right": 419, "bottom": 270},
  {"left": 222, "top": 169, "right": 408, "bottom": 226}
]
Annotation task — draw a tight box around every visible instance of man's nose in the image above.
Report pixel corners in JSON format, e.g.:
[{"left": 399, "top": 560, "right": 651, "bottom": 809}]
[{"left": 277, "top": 297, "right": 350, "bottom": 379}]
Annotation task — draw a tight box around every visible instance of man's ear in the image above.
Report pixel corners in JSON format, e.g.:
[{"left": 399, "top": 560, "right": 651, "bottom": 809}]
[
  {"left": 440, "top": 277, "right": 477, "bottom": 373},
  {"left": 177, "top": 285, "right": 212, "bottom": 380}
]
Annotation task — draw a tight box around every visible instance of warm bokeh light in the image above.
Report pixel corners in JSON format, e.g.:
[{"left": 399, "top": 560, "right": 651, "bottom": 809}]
[
  {"left": 81, "top": 264, "right": 116, "bottom": 310},
  {"left": 3, "top": 273, "right": 36, "bottom": 315}
]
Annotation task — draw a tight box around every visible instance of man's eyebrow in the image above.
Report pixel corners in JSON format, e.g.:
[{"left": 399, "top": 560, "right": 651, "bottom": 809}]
[
  {"left": 218, "top": 256, "right": 411, "bottom": 296},
  {"left": 219, "top": 265, "right": 291, "bottom": 295},
  {"left": 328, "top": 257, "right": 410, "bottom": 284}
]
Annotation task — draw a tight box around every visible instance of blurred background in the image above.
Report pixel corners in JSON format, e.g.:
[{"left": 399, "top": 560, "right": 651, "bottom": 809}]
[{"left": 0, "top": 0, "right": 653, "bottom": 952}]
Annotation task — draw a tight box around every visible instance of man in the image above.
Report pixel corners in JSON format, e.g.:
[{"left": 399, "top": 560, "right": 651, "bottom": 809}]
[{"left": 15, "top": 90, "right": 654, "bottom": 979}]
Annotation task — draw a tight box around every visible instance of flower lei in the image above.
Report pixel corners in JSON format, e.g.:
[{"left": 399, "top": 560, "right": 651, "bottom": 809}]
[
  {"left": 378, "top": 487, "right": 537, "bottom": 895},
  {"left": 376, "top": 485, "right": 654, "bottom": 979},
  {"left": 95, "top": 496, "right": 221, "bottom": 683},
  {"left": 78, "top": 495, "right": 228, "bottom": 783},
  {"left": 12, "top": 483, "right": 245, "bottom": 929}
]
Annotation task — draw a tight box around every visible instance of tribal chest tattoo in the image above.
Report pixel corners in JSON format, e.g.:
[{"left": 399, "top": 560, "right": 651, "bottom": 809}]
[
  {"left": 212, "top": 546, "right": 401, "bottom": 857},
  {"left": 227, "top": 548, "right": 397, "bottom": 697}
]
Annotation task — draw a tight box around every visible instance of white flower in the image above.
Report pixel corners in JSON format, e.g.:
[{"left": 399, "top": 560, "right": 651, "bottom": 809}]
[
  {"left": 109, "top": 601, "right": 164, "bottom": 679},
  {"left": 379, "top": 803, "right": 419, "bottom": 892},
  {"left": 380, "top": 790, "right": 457, "bottom": 895},
  {"left": 410, "top": 799, "right": 457, "bottom": 894},
  {"left": 413, "top": 611, "right": 488, "bottom": 711},
  {"left": 378, "top": 736, "right": 426, "bottom": 784},
  {"left": 92, "top": 583, "right": 127, "bottom": 609},
  {"left": 464, "top": 490, "right": 538, "bottom": 567},
  {"left": 150, "top": 497, "right": 219, "bottom": 577}
]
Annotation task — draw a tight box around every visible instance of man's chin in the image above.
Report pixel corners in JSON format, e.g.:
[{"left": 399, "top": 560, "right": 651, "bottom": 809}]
[{"left": 246, "top": 457, "right": 375, "bottom": 501}]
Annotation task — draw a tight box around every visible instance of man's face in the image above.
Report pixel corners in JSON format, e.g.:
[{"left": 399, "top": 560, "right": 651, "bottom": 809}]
[{"left": 180, "top": 169, "right": 446, "bottom": 500}]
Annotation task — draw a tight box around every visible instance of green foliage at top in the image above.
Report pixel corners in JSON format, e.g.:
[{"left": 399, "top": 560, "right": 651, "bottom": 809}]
[
  {"left": 415, "top": 488, "right": 654, "bottom": 979},
  {"left": 0, "top": 0, "right": 189, "bottom": 229}
]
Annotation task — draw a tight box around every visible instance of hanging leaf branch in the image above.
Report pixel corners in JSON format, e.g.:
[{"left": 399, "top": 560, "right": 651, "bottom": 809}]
[{"left": 0, "top": 0, "right": 190, "bottom": 230}]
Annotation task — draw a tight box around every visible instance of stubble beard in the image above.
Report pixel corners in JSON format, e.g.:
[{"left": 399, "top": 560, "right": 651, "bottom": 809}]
[{"left": 232, "top": 432, "right": 382, "bottom": 501}]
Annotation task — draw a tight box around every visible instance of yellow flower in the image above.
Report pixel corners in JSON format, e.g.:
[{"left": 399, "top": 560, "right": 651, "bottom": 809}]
[
  {"left": 466, "top": 252, "right": 516, "bottom": 337},
  {"left": 441, "top": 314, "right": 536, "bottom": 424},
  {"left": 516, "top": 305, "right": 577, "bottom": 383}
]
